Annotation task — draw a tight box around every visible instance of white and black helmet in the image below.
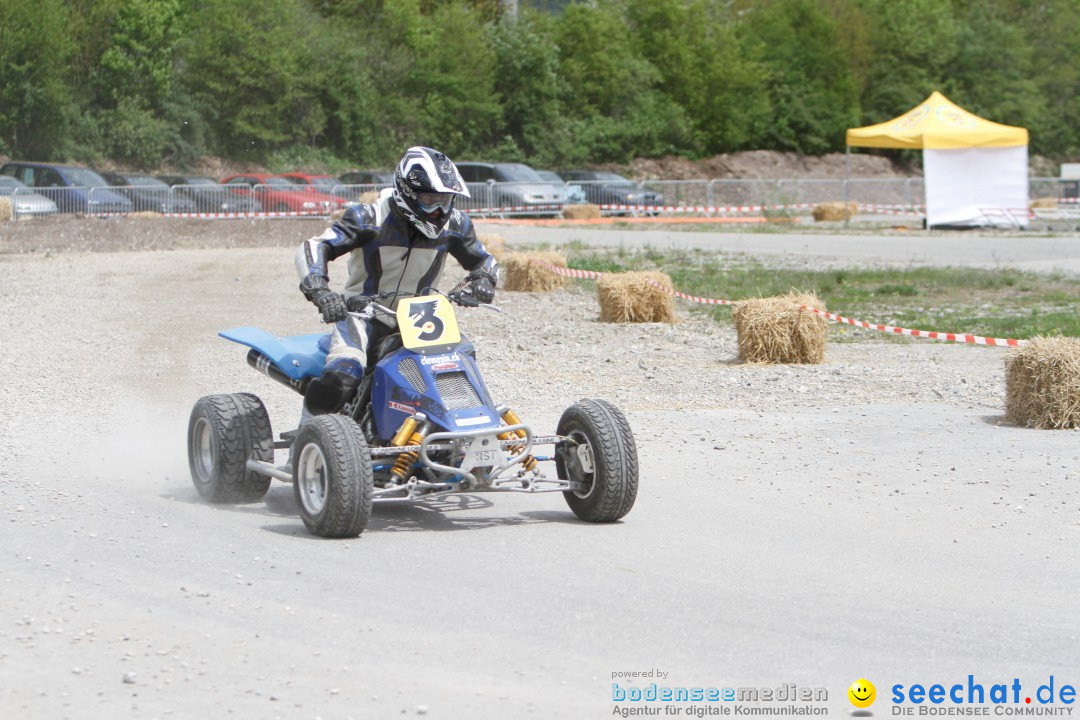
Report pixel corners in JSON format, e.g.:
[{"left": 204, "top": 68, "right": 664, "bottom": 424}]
[{"left": 393, "top": 146, "right": 471, "bottom": 238}]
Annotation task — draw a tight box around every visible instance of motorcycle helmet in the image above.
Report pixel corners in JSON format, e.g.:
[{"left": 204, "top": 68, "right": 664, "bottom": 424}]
[{"left": 392, "top": 146, "right": 470, "bottom": 238}]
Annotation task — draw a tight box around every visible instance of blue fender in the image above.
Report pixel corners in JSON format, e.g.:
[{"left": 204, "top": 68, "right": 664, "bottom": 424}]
[{"left": 219, "top": 326, "right": 330, "bottom": 380}]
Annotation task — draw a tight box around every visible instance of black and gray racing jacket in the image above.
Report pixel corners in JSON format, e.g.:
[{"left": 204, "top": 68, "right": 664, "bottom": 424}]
[{"left": 295, "top": 189, "right": 498, "bottom": 321}]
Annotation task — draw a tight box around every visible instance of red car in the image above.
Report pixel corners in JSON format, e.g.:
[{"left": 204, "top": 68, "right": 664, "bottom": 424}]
[
  {"left": 276, "top": 172, "right": 350, "bottom": 199},
  {"left": 221, "top": 173, "right": 344, "bottom": 213}
]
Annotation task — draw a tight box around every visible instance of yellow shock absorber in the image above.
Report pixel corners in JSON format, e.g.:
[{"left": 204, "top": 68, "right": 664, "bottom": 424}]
[
  {"left": 498, "top": 407, "right": 537, "bottom": 472},
  {"left": 389, "top": 417, "right": 425, "bottom": 481}
]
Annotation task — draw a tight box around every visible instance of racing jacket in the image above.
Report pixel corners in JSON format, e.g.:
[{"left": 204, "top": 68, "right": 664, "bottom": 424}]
[{"left": 295, "top": 189, "right": 498, "bottom": 323}]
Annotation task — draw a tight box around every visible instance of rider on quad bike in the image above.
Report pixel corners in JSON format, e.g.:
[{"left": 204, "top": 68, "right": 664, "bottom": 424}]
[{"left": 296, "top": 146, "right": 498, "bottom": 419}]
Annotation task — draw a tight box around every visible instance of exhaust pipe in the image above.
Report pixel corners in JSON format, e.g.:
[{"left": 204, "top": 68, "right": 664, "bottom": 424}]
[{"left": 246, "top": 349, "right": 311, "bottom": 395}]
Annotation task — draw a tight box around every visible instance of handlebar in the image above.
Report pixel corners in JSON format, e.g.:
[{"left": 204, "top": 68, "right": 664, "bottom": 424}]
[{"left": 345, "top": 289, "right": 500, "bottom": 320}]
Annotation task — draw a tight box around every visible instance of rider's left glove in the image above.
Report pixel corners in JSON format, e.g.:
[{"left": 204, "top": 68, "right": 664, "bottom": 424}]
[
  {"left": 300, "top": 275, "right": 348, "bottom": 323},
  {"left": 468, "top": 275, "right": 495, "bottom": 304}
]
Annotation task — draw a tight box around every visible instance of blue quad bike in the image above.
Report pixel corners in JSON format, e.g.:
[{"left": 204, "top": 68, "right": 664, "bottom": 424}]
[{"left": 186, "top": 284, "right": 639, "bottom": 538}]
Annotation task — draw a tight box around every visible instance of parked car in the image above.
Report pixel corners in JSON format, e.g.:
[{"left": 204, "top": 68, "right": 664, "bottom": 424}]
[
  {"left": 557, "top": 170, "right": 664, "bottom": 208},
  {"left": 277, "top": 172, "right": 352, "bottom": 200},
  {"left": 338, "top": 170, "right": 394, "bottom": 186},
  {"left": 536, "top": 170, "right": 586, "bottom": 205},
  {"left": 99, "top": 171, "right": 197, "bottom": 213},
  {"left": 456, "top": 162, "right": 566, "bottom": 213},
  {"left": 0, "top": 176, "right": 59, "bottom": 217},
  {"left": 155, "top": 175, "right": 263, "bottom": 214},
  {"left": 221, "top": 174, "right": 344, "bottom": 213},
  {"left": 0, "top": 161, "right": 133, "bottom": 214}
]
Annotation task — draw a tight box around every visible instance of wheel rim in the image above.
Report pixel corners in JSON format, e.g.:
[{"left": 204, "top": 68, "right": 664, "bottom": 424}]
[
  {"left": 297, "top": 443, "right": 329, "bottom": 515},
  {"left": 192, "top": 417, "right": 214, "bottom": 484},
  {"left": 567, "top": 429, "right": 596, "bottom": 499}
]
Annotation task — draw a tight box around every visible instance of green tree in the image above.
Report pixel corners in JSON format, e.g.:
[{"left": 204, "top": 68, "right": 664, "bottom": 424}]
[
  {"left": 489, "top": 10, "right": 570, "bottom": 164},
  {"left": 744, "top": 0, "right": 860, "bottom": 154},
  {"left": 626, "top": 0, "right": 771, "bottom": 154},
  {"left": 0, "top": 0, "right": 75, "bottom": 159}
]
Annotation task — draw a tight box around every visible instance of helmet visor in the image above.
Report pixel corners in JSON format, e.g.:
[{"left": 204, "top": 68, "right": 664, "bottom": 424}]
[{"left": 417, "top": 192, "right": 455, "bottom": 214}]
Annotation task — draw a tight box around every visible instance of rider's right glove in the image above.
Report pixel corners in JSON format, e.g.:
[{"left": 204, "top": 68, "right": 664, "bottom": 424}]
[
  {"left": 300, "top": 275, "right": 348, "bottom": 324},
  {"left": 467, "top": 274, "right": 495, "bottom": 304}
]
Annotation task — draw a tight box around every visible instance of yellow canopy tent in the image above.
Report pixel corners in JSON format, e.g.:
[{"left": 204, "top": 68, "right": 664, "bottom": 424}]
[
  {"left": 846, "top": 91, "right": 1027, "bottom": 150},
  {"left": 845, "top": 92, "right": 1029, "bottom": 227}
]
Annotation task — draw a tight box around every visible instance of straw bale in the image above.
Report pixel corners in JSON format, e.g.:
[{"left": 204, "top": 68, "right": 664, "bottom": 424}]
[
  {"left": 329, "top": 208, "right": 347, "bottom": 222},
  {"left": 732, "top": 292, "right": 828, "bottom": 364},
  {"left": 563, "top": 204, "right": 602, "bottom": 220},
  {"left": 1004, "top": 336, "right": 1080, "bottom": 429},
  {"left": 502, "top": 252, "right": 568, "bottom": 292},
  {"left": 129, "top": 211, "right": 163, "bottom": 219},
  {"left": 812, "top": 202, "right": 857, "bottom": 222},
  {"left": 478, "top": 233, "right": 506, "bottom": 262},
  {"left": 358, "top": 190, "right": 379, "bottom": 204},
  {"left": 596, "top": 271, "right": 677, "bottom": 324},
  {"left": 0, "top": 197, "right": 12, "bottom": 222},
  {"left": 1030, "top": 197, "right": 1058, "bottom": 210}
]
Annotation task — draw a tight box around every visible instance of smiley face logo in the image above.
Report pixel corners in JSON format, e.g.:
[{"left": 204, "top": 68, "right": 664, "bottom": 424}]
[{"left": 848, "top": 679, "right": 876, "bottom": 708}]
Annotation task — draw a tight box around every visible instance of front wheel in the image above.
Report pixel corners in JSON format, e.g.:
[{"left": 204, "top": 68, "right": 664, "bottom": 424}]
[
  {"left": 291, "top": 415, "right": 373, "bottom": 538},
  {"left": 556, "top": 399, "right": 638, "bottom": 522},
  {"left": 187, "top": 393, "right": 273, "bottom": 503}
]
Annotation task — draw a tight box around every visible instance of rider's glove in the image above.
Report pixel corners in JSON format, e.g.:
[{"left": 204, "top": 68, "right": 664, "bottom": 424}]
[
  {"left": 466, "top": 270, "right": 496, "bottom": 304},
  {"left": 300, "top": 275, "right": 348, "bottom": 324}
]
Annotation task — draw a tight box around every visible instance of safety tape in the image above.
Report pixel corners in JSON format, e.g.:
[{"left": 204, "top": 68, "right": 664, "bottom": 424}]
[
  {"left": 798, "top": 306, "right": 1024, "bottom": 346},
  {"left": 538, "top": 262, "right": 1024, "bottom": 346},
  {"left": 89, "top": 210, "right": 331, "bottom": 219},
  {"left": 464, "top": 204, "right": 565, "bottom": 215}
]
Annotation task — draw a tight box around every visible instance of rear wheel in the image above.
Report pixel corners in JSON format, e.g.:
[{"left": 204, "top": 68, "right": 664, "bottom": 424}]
[
  {"left": 291, "top": 415, "right": 373, "bottom": 538},
  {"left": 556, "top": 399, "right": 638, "bottom": 522},
  {"left": 187, "top": 393, "right": 273, "bottom": 503}
]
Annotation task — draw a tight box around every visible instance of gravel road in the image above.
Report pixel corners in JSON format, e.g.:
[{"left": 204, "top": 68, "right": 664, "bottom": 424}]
[{"left": 1, "top": 218, "right": 1078, "bottom": 719}]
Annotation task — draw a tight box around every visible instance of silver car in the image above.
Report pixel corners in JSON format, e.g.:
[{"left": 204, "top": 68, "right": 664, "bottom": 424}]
[{"left": 0, "top": 176, "right": 59, "bottom": 217}]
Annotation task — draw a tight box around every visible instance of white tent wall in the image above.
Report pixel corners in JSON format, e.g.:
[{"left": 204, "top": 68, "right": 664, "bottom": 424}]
[{"left": 923, "top": 146, "right": 1029, "bottom": 227}]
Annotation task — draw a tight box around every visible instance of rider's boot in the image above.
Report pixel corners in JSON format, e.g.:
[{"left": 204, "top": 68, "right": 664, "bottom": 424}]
[{"left": 303, "top": 368, "right": 361, "bottom": 417}]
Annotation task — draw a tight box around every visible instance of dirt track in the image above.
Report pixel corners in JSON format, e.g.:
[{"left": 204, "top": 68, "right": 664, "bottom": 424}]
[{"left": 1, "top": 218, "right": 1078, "bottom": 719}]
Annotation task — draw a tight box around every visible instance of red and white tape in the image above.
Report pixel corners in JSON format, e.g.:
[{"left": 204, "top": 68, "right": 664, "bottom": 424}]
[
  {"left": 538, "top": 262, "right": 1024, "bottom": 346},
  {"left": 799, "top": 306, "right": 1024, "bottom": 346}
]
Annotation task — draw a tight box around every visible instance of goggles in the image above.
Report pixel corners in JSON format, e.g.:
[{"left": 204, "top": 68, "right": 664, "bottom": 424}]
[{"left": 417, "top": 192, "right": 455, "bottom": 214}]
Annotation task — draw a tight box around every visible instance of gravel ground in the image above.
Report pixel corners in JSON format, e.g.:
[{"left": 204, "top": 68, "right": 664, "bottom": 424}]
[{"left": 1, "top": 218, "right": 1078, "bottom": 719}]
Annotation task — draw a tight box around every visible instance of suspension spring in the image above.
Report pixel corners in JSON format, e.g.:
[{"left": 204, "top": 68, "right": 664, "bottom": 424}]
[{"left": 498, "top": 407, "right": 537, "bottom": 472}]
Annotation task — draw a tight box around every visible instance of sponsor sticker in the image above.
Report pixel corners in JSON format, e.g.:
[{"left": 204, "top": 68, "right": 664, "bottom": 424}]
[
  {"left": 388, "top": 401, "right": 416, "bottom": 415},
  {"left": 421, "top": 352, "right": 461, "bottom": 366}
]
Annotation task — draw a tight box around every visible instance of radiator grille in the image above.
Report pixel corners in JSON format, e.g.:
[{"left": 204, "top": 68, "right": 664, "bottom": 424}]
[
  {"left": 397, "top": 358, "right": 427, "bottom": 393},
  {"left": 434, "top": 371, "right": 483, "bottom": 410}
]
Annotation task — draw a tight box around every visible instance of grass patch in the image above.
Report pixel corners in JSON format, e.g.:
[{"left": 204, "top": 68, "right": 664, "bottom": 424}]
[{"left": 562, "top": 247, "right": 1080, "bottom": 340}]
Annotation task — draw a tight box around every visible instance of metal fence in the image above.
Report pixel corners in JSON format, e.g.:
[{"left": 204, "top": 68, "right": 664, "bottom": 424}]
[{"left": 4, "top": 177, "right": 1078, "bottom": 220}]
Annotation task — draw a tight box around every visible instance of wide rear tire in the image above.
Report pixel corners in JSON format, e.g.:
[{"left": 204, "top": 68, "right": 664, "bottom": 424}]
[
  {"left": 291, "top": 415, "right": 373, "bottom": 538},
  {"left": 556, "top": 399, "right": 638, "bottom": 522},
  {"left": 188, "top": 393, "right": 273, "bottom": 503}
]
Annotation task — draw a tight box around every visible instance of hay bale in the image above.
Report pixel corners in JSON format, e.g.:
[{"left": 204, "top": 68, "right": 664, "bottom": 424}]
[
  {"left": 562, "top": 204, "right": 601, "bottom": 220},
  {"left": 502, "top": 252, "right": 568, "bottom": 292},
  {"left": 1005, "top": 336, "right": 1080, "bottom": 429},
  {"left": 129, "top": 211, "right": 163, "bottom": 219},
  {"left": 0, "top": 197, "right": 12, "bottom": 222},
  {"left": 358, "top": 190, "right": 379, "bottom": 204},
  {"left": 596, "top": 271, "right": 677, "bottom": 324},
  {"left": 732, "top": 292, "right": 827, "bottom": 364},
  {"left": 1030, "top": 197, "right": 1058, "bottom": 210},
  {"left": 329, "top": 208, "right": 347, "bottom": 222},
  {"left": 478, "top": 233, "right": 506, "bottom": 262},
  {"left": 812, "top": 202, "right": 857, "bottom": 222}
]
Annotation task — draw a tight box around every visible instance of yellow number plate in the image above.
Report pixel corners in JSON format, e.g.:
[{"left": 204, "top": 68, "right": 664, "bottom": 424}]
[{"left": 395, "top": 295, "right": 461, "bottom": 350}]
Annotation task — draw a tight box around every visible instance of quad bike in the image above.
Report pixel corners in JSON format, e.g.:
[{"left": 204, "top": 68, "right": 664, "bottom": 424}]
[{"left": 186, "top": 281, "right": 638, "bottom": 538}]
